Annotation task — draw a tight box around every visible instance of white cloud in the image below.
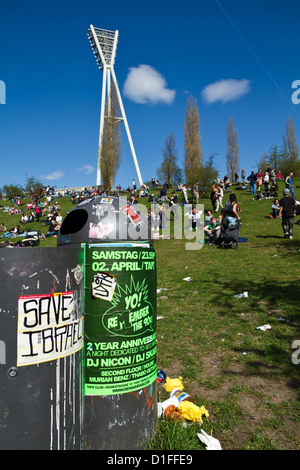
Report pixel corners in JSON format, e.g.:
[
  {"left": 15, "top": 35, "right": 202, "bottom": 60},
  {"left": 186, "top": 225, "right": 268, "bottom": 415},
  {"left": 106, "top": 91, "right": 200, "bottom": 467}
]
[
  {"left": 41, "top": 170, "right": 64, "bottom": 181},
  {"left": 123, "top": 64, "right": 176, "bottom": 105},
  {"left": 78, "top": 164, "right": 95, "bottom": 175},
  {"left": 201, "top": 78, "right": 251, "bottom": 104}
]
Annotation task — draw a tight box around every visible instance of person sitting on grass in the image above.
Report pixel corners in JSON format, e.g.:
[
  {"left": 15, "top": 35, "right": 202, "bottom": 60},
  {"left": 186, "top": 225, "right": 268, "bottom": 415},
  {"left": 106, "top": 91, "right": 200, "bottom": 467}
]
[
  {"left": 20, "top": 213, "right": 29, "bottom": 224},
  {"left": 28, "top": 212, "right": 35, "bottom": 223},
  {"left": 0, "top": 223, "right": 6, "bottom": 232},
  {"left": 204, "top": 209, "right": 213, "bottom": 226},
  {"left": 264, "top": 184, "right": 271, "bottom": 198},
  {"left": 269, "top": 199, "right": 280, "bottom": 219},
  {"left": 203, "top": 216, "right": 221, "bottom": 245},
  {"left": 270, "top": 180, "right": 278, "bottom": 197},
  {"left": 41, "top": 219, "right": 59, "bottom": 238},
  {"left": 55, "top": 212, "right": 63, "bottom": 223}
]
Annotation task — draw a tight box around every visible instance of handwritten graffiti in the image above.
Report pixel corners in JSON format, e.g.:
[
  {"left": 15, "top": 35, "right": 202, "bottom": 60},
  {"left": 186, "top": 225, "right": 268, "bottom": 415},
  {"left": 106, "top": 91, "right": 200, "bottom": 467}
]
[
  {"left": 17, "top": 291, "right": 83, "bottom": 366},
  {"left": 92, "top": 272, "right": 117, "bottom": 301}
]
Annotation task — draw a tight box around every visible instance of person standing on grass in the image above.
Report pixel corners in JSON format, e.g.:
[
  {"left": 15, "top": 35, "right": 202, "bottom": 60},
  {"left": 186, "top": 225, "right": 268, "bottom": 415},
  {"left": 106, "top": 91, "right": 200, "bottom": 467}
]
[
  {"left": 263, "top": 171, "right": 269, "bottom": 192},
  {"left": 181, "top": 184, "right": 188, "bottom": 206},
  {"left": 193, "top": 181, "right": 199, "bottom": 204},
  {"left": 256, "top": 168, "right": 263, "bottom": 192},
  {"left": 285, "top": 172, "right": 295, "bottom": 198},
  {"left": 247, "top": 171, "right": 257, "bottom": 195},
  {"left": 224, "top": 193, "right": 241, "bottom": 227},
  {"left": 169, "top": 191, "right": 179, "bottom": 220},
  {"left": 279, "top": 188, "right": 296, "bottom": 239},
  {"left": 215, "top": 184, "right": 224, "bottom": 212},
  {"left": 210, "top": 185, "right": 218, "bottom": 212}
]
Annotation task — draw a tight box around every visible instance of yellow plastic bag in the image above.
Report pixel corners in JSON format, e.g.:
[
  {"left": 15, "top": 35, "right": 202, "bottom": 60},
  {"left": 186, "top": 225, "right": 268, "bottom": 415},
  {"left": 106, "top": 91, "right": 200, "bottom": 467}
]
[
  {"left": 177, "top": 401, "right": 209, "bottom": 423},
  {"left": 163, "top": 376, "right": 184, "bottom": 392}
]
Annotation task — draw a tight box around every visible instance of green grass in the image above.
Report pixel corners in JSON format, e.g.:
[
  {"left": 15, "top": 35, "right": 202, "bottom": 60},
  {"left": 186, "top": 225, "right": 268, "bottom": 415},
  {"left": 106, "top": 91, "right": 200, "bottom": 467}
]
[{"left": 1, "top": 181, "right": 300, "bottom": 450}]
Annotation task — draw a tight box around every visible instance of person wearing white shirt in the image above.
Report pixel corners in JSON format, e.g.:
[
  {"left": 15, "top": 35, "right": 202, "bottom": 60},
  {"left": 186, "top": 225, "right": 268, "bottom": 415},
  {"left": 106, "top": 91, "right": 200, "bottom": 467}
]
[{"left": 264, "top": 172, "right": 269, "bottom": 192}]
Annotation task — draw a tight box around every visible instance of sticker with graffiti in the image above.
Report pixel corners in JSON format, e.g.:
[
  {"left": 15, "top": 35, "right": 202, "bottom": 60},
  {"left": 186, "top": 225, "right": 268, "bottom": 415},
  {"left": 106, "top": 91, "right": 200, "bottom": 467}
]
[
  {"left": 91, "top": 204, "right": 108, "bottom": 220},
  {"left": 120, "top": 205, "right": 143, "bottom": 226},
  {"left": 89, "top": 222, "right": 114, "bottom": 239},
  {"left": 71, "top": 264, "right": 84, "bottom": 284},
  {"left": 92, "top": 272, "right": 117, "bottom": 301},
  {"left": 101, "top": 198, "right": 113, "bottom": 204},
  {"left": 17, "top": 291, "right": 83, "bottom": 366}
]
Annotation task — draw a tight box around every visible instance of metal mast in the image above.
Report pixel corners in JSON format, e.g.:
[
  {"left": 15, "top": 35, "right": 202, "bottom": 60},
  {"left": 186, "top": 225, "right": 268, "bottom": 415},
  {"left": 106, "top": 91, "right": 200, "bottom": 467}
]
[{"left": 87, "top": 25, "right": 143, "bottom": 187}]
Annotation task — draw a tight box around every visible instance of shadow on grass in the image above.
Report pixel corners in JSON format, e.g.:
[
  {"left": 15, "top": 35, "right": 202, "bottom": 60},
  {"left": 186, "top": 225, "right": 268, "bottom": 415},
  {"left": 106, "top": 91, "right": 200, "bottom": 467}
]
[
  {"left": 211, "top": 277, "right": 300, "bottom": 390},
  {"left": 212, "top": 277, "right": 300, "bottom": 319},
  {"left": 256, "top": 234, "right": 285, "bottom": 239}
]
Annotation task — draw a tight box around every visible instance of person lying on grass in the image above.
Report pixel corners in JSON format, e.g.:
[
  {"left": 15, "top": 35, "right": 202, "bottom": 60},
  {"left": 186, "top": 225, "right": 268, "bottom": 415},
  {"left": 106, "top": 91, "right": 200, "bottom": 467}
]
[{"left": 1, "top": 225, "right": 21, "bottom": 238}]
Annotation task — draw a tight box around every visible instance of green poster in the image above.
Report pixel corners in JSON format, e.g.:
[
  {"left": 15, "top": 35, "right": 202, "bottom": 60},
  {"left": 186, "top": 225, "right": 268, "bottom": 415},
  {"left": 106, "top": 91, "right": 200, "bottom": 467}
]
[{"left": 84, "top": 243, "right": 157, "bottom": 395}]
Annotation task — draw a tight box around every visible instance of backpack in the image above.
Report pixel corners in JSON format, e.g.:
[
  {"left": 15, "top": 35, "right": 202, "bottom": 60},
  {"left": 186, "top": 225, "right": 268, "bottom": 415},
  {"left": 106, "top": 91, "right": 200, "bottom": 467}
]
[{"left": 21, "top": 230, "right": 41, "bottom": 246}]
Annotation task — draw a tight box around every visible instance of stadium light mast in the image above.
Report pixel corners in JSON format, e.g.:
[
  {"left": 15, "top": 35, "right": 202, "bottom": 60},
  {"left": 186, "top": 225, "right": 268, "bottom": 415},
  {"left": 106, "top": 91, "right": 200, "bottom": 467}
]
[{"left": 87, "top": 25, "right": 144, "bottom": 187}]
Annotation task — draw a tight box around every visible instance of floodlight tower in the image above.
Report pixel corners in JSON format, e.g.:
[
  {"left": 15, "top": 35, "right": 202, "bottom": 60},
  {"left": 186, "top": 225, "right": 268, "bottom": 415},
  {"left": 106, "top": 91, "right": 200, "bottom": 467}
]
[{"left": 87, "top": 25, "right": 143, "bottom": 187}]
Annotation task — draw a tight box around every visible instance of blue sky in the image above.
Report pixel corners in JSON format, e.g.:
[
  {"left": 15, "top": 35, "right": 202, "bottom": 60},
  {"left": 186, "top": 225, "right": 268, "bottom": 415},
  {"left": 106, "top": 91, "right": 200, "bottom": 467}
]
[{"left": 0, "top": 0, "right": 299, "bottom": 190}]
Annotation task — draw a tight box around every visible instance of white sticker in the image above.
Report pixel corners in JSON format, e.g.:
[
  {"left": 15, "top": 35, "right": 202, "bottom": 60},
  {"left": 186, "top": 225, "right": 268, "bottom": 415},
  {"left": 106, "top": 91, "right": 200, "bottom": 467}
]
[
  {"left": 92, "top": 272, "right": 117, "bottom": 301},
  {"left": 17, "top": 291, "right": 83, "bottom": 366}
]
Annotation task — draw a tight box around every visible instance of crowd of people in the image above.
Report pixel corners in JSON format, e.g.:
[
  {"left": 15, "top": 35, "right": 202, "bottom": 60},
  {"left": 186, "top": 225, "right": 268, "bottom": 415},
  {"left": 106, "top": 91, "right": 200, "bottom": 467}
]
[
  {"left": 0, "top": 187, "right": 64, "bottom": 243},
  {"left": 0, "top": 168, "right": 298, "bottom": 245},
  {"left": 203, "top": 167, "right": 299, "bottom": 241},
  {"left": 151, "top": 165, "right": 298, "bottom": 244}
]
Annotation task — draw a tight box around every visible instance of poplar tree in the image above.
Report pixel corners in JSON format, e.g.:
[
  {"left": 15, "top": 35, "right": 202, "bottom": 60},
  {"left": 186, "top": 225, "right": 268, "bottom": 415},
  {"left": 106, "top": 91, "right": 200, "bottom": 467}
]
[
  {"left": 285, "top": 116, "right": 299, "bottom": 163},
  {"left": 226, "top": 116, "right": 240, "bottom": 181},
  {"left": 184, "top": 95, "right": 202, "bottom": 185},
  {"left": 281, "top": 116, "right": 300, "bottom": 176},
  {"left": 156, "top": 132, "right": 182, "bottom": 185}
]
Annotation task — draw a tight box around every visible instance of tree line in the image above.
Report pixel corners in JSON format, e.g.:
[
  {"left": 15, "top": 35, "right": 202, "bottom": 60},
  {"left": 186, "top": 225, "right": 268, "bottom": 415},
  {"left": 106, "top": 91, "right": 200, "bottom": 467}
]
[
  {"left": 156, "top": 96, "right": 300, "bottom": 196},
  {"left": 1, "top": 176, "right": 44, "bottom": 199}
]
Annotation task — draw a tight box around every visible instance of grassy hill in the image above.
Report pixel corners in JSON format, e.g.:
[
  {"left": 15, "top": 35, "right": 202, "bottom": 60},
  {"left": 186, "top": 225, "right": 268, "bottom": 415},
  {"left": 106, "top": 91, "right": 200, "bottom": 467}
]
[{"left": 1, "top": 181, "right": 299, "bottom": 450}]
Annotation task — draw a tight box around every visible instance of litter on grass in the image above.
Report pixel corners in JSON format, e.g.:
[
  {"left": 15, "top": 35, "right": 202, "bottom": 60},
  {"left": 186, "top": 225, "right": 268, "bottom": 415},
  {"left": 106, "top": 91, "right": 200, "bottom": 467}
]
[
  {"left": 163, "top": 376, "right": 184, "bottom": 392},
  {"left": 157, "top": 373, "right": 209, "bottom": 424},
  {"left": 256, "top": 324, "right": 271, "bottom": 331},
  {"left": 198, "top": 430, "right": 222, "bottom": 450},
  {"left": 234, "top": 291, "right": 248, "bottom": 298},
  {"left": 177, "top": 401, "right": 209, "bottom": 423},
  {"left": 183, "top": 277, "right": 193, "bottom": 282},
  {"left": 156, "top": 371, "right": 220, "bottom": 448},
  {"left": 278, "top": 316, "right": 289, "bottom": 322}
]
